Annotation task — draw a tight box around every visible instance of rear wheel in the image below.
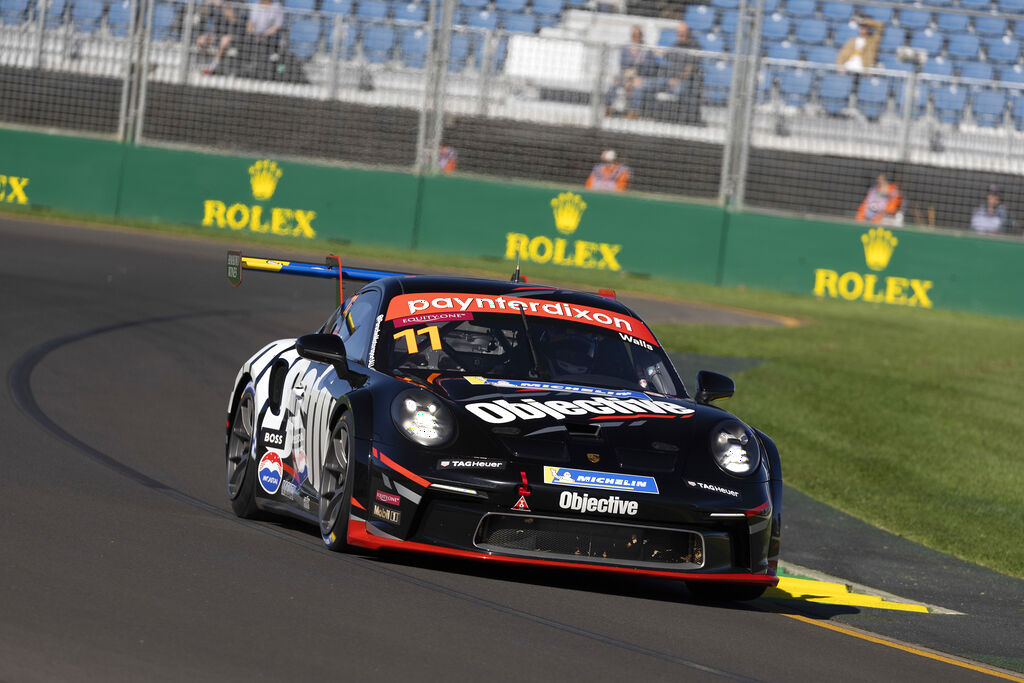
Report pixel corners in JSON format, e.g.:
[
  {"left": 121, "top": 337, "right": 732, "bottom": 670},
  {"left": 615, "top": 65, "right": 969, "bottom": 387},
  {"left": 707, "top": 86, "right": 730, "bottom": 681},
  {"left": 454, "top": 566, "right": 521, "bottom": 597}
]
[
  {"left": 319, "top": 412, "right": 355, "bottom": 551},
  {"left": 686, "top": 582, "right": 768, "bottom": 602},
  {"left": 226, "top": 384, "right": 259, "bottom": 518}
]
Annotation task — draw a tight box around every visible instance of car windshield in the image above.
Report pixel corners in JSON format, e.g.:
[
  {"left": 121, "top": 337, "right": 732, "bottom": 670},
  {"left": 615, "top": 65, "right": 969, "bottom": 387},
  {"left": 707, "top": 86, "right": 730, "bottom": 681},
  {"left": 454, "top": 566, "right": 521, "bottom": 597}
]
[{"left": 374, "top": 309, "right": 682, "bottom": 395}]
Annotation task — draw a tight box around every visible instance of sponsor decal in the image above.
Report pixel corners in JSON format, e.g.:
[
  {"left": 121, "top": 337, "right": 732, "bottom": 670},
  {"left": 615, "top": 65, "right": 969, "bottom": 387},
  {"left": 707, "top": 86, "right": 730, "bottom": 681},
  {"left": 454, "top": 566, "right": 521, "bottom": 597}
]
[
  {"left": 372, "top": 503, "right": 401, "bottom": 524},
  {"left": 367, "top": 314, "right": 383, "bottom": 368},
  {"left": 813, "top": 228, "right": 933, "bottom": 309},
  {"left": 618, "top": 332, "right": 653, "bottom": 351},
  {"left": 504, "top": 193, "right": 624, "bottom": 272},
  {"left": 375, "top": 489, "right": 402, "bottom": 506},
  {"left": 261, "top": 428, "right": 285, "bottom": 448},
  {"left": 384, "top": 293, "right": 657, "bottom": 346},
  {"left": 281, "top": 480, "right": 299, "bottom": 500},
  {"left": 512, "top": 495, "right": 530, "bottom": 511},
  {"left": 437, "top": 459, "right": 506, "bottom": 470},
  {"left": 394, "top": 312, "right": 474, "bottom": 328},
  {"left": 464, "top": 396, "right": 694, "bottom": 425},
  {"left": 0, "top": 174, "right": 30, "bottom": 205},
  {"left": 257, "top": 452, "right": 284, "bottom": 494},
  {"left": 544, "top": 466, "right": 659, "bottom": 494},
  {"left": 586, "top": 453, "right": 600, "bottom": 464},
  {"left": 687, "top": 480, "right": 740, "bottom": 498},
  {"left": 464, "top": 376, "right": 652, "bottom": 400},
  {"left": 201, "top": 159, "right": 317, "bottom": 239},
  {"left": 558, "top": 490, "right": 638, "bottom": 516}
]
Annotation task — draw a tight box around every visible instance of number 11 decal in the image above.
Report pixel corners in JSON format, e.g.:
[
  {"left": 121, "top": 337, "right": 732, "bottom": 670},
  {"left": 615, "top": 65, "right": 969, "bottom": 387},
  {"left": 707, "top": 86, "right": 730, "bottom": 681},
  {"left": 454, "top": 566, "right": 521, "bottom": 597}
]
[{"left": 393, "top": 326, "right": 442, "bottom": 354}]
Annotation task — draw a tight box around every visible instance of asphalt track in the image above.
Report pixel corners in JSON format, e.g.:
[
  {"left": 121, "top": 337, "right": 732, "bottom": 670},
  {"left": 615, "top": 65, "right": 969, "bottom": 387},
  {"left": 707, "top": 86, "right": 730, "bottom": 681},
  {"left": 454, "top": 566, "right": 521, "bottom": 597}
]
[{"left": 2, "top": 216, "right": 1022, "bottom": 682}]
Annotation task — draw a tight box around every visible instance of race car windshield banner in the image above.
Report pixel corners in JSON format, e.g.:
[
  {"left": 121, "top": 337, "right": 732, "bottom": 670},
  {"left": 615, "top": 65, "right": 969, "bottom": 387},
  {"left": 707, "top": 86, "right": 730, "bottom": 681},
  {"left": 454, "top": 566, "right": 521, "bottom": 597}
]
[{"left": 384, "top": 293, "right": 658, "bottom": 346}]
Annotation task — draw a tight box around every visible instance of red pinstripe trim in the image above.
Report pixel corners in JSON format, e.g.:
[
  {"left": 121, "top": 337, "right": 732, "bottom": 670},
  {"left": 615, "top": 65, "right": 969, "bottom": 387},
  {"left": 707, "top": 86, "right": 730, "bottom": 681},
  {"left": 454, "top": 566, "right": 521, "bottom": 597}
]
[
  {"left": 345, "top": 520, "right": 777, "bottom": 585},
  {"left": 590, "top": 414, "right": 679, "bottom": 420},
  {"left": 281, "top": 462, "right": 297, "bottom": 477},
  {"left": 372, "top": 447, "right": 431, "bottom": 489},
  {"left": 351, "top": 497, "right": 366, "bottom": 511}
]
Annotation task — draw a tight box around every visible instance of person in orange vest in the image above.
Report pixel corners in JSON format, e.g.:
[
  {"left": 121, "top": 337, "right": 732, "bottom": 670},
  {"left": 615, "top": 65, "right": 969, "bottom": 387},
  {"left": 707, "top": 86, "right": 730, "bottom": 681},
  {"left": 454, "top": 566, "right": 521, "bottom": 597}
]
[
  {"left": 438, "top": 145, "right": 457, "bottom": 173},
  {"left": 586, "top": 150, "right": 630, "bottom": 192},
  {"left": 856, "top": 171, "right": 903, "bottom": 225}
]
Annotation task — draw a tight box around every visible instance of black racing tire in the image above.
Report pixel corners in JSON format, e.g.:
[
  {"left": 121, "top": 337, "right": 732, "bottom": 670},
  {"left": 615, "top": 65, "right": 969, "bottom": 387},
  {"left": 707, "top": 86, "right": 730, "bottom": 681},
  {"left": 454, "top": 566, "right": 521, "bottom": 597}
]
[
  {"left": 319, "top": 410, "right": 355, "bottom": 552},
  {"left": 226, "top": 383, "right": 260, "bottom": 518},
  {"left": 686, "top": 582, "right": 768, "bottom": 603}
]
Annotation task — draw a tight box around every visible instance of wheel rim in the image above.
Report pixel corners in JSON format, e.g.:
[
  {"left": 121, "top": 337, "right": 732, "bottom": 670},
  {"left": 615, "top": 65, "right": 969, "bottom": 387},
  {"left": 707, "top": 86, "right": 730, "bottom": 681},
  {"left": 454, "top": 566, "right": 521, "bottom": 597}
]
[
  {"left": 319, "top": 421, "right": 349, "bottom": 538},
  {"left": 226, "top": 391, "right": 254, "bottom": 499}
]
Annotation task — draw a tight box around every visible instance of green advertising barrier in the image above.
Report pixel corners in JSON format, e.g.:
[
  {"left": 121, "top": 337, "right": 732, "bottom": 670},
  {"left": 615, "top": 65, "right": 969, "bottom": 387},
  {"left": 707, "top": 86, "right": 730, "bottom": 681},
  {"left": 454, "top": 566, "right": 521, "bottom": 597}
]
[
  {"left": 415, "top": 175, "right": 726, "bottom": 283},
  {"left": 721, "top": 212, "right": 1024, "bottom": 317},
  {"left": 0, "top": 128, "right": 124, "bottom": 215},
  {"left": 116, "top": 145, "right": 419, "bottom": 247}
]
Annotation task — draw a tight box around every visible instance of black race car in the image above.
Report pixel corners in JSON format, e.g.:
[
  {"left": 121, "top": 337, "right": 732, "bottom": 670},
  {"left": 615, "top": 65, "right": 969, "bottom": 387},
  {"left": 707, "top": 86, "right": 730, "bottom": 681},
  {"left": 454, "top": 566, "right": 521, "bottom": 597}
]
[{"left": 225, "top": 253, "right": 782, "bottom": 600}]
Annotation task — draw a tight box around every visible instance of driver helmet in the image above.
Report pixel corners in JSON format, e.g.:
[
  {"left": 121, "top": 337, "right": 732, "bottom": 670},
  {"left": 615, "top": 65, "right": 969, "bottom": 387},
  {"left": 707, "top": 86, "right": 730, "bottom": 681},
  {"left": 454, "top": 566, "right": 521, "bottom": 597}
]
[{"left": 548, "top": 334, "right": 597, "bottom": 375}]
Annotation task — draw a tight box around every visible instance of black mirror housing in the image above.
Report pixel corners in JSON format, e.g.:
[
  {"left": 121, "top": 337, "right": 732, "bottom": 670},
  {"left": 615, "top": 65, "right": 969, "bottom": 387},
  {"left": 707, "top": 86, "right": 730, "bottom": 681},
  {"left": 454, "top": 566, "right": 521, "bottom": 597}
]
[
  {"left": 695, "top": 370, "right": 734, "bottom": 405},
  {"left": 297, "top": 333, "right": 349, "bottom": 371}
]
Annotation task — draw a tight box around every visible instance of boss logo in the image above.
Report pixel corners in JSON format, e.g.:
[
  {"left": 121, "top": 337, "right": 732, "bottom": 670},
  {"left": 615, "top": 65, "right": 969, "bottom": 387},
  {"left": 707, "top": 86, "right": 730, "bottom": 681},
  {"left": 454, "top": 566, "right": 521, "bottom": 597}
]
[{"left": 262, "top": 430, "right": 285, "bottom": 446}]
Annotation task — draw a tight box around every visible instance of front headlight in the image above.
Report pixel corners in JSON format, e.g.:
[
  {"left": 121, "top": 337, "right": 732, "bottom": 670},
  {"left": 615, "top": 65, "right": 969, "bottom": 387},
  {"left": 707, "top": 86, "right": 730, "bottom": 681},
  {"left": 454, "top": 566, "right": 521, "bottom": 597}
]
[
  {"left": 710, "top": 420, "right": 760, "bottom": 476},
  {"left": 391, "top": 389, "right": 456, "bottom": 447}
]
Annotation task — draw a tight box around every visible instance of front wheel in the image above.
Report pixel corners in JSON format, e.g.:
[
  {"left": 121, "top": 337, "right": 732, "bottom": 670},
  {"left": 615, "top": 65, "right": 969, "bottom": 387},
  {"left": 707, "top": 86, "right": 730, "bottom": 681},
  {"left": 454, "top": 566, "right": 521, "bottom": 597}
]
[
  {"left": 226, "top": 383, "right": 259, "bottom": 518},
  {"left": 319, "top": 411, "right": 355, "bottom": 551},
  {"left": 686, "top": 582, "right": 767, "bottom": 602}
]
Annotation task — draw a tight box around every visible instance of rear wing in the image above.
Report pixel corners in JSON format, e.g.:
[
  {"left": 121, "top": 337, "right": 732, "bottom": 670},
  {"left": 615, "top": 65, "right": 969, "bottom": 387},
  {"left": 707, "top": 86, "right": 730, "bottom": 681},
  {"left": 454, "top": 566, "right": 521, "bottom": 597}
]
[{"left": 227, "top": 250, "right": 405, "bottom": 305}]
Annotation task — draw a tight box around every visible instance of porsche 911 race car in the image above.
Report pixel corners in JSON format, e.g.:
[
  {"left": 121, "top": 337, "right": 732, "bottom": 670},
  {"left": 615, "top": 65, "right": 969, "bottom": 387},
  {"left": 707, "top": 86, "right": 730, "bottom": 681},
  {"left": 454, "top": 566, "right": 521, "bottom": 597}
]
[{"left": 224, "top": 252, "right": 782, "bottom": 600}]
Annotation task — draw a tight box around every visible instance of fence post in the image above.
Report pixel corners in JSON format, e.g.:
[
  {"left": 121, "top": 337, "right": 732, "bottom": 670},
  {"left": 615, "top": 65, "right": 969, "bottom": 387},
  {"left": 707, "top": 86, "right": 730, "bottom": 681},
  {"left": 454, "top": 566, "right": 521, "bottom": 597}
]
[
  {"left": 589, "top": 41, "right": 608, "bottom": 128},
  {"left": 730, "top": 0, "right": 764, "bottom": 211},
  {"left": 177, "top": 0, "right": 196, "bottom": 84}
]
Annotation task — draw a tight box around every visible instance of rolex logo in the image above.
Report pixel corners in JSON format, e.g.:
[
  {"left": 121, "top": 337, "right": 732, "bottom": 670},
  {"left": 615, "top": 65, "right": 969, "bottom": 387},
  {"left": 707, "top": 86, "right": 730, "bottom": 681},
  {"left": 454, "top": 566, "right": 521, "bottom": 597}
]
[
  {"left": 550, "top": 192, "right": 587, "bottom": 235},
  {"left": 249, "top": 159, "right": 282, "bottom": 201},
  {"left": 861, "top": 227, "right": 898, "bottom": 271}
]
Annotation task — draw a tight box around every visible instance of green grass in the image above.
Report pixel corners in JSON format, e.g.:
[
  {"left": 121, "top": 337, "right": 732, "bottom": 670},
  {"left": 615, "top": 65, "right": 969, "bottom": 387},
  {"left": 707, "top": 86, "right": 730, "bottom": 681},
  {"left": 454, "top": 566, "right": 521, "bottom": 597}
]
[{"left": 7, "top": 205, "right": 1024, "bottom": 578}]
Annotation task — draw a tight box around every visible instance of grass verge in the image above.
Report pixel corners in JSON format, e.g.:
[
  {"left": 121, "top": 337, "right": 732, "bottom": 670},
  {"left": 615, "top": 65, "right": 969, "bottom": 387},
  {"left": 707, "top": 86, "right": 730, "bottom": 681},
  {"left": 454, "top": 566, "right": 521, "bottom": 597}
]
[{"left": 5, "top": 205, "right": 1023, "bottom": 578}]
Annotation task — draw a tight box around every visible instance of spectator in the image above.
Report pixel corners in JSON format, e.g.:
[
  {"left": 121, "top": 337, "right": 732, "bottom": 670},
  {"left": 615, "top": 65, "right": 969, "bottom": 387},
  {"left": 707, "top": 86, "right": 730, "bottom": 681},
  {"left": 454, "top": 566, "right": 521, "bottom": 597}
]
[
  {"left": 241, "top": 0, "right": 284, "bottom": 79},
  {"left": 438, "top": 145, "right": 457, "bottom": 173},
  {"left": 970, "top": 184, "right": 1014, "bottom": 234},
  {"left": 606, "top": 25, "right": 660, "bottom": 118},
  {"left": 586, "top": 150, "right": 631, "bottom": 192},
  {"left": 856, "top": 171, "right": 903, "bottom": 225},
  {"left": 652, "top": 21, "right": 703, "bottom": 124},
  {"left": 836, "top": 17, "right": 884, "bottom": 73},
  {"left": 199, "top": 0, "right": 245, "bottom": 75}
]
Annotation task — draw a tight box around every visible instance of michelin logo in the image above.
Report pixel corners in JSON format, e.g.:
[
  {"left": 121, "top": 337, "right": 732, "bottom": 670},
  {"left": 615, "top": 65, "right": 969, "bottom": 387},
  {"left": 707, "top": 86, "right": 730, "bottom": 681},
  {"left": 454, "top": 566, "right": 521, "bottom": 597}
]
[
  {"left": 464, "top": 376, "right": 651, "bottom": 400},
  {"left": 544, "top": 466, "right": 659, "bottom": 494}
]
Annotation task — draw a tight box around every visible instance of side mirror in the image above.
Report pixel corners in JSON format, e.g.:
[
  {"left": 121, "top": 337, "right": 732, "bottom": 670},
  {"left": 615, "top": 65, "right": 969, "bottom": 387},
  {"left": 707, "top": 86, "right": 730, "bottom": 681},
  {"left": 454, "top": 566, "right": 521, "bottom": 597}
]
[
  {"left": 297, "top": 333, "right": 351, "bottom": 376},
  {"left": 695, "top": 370, "right": 734, "bottom": 405}
]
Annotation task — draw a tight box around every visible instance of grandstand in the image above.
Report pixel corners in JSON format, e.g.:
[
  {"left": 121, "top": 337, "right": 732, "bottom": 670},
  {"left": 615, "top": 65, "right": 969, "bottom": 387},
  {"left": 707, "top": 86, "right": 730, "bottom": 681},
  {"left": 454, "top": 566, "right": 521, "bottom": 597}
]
[{"left": 1, "top": 0, "right": 1023, "bottom": 232}]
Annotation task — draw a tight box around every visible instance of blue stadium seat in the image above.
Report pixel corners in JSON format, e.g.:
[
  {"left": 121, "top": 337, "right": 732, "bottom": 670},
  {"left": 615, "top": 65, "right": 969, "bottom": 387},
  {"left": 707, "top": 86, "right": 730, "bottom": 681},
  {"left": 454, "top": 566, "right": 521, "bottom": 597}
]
[
  {"left": 974, "top": 14, "right": 1007, "bottom": 37},
  {"left": 711, "top": 0, "right": 739, "bottom": 10},
  {"left": 393, "top": 2, "right": 426, "bottom": 22},
  {"left": 107, "top": 0, "right": 131, "bottom": 35},
  {"left": 960, "top": 60, "right": 994, "bottom": 82},
  {"left": 1012, "top": 93, "right": 1024, "bottom": 129},
  {"left": 685, "top": 4, "right": 715, "bottom": 33},
  {"left": 882, "top": 59, "right": 915, "bottom": 75},
  {"left": 856, "top": 75, "right": 889, "bottom": 119},
  {"left": 0, "top": 0, "right": 28, "bottom": 25},
  {"left": 896, "top": 80, "right": 929, "bottom": 118},
  {"left": 833, "top": 20, "right": 859, "bottom": 45},
  {"left": 921, "top": 55, "right": 954, "bottom": 76},
  {"left": 356, "top": 0, "right": 389, "bottom": 22},
  {"left": 818, "top": 72, "right": 852, "bottom": 114},
  {"left": 859, "top": 4, "right": 893, "bottom": 23},
  {"left": 998, "top": 63, "right": 1024, "bottom": 83},
  {"left": 784, "top": 0, "right": 816, "bottom": 18},
  {"left": 763, "top": 0, "right": 781, "bottom": 12},
  {"left": 998, "top": 0, "right": 1024, "bottom": 11},
  {"left": 532, "top": 0, "right": 563, "bottom": 25},
  {"left": 449, "top": 32, "right": 470, "bottom": 71},
  {"left": 933, "top": 83, "right": 967, "bottom": 122},
  {"left": 44, "top": 0, "right": 68, "bottom": 27},
  {"left": 947, "top": 33, "right": 981, "bottom": 61},
  {"left": 910, "top": 27, "right": 943, "bottom": 54},
  {"left": 460, "top": 0, "right": 488, "bottom": 9},
  {"left": 935, "top": 11, "right": 968, "bottom": 33},
  {"left": 880, "top": 27, "right": 906, "bottom": 53},
  {"left": 474, "top": 33, "right": 507, "bottom": 71},
  {"left": 464, "top": 9, "right": 497, "bottom": 29},
  {"left": 502, "top": 12, "right": 535, "bottom": 33},
  {"left": 398, "top": 26, "right": 428, "bottom": 66},
  {"left": 720, "top": 10, "right": 738, "bottom": 36},
  {"left": 761, "top": 12, "right": 791, "bottom": 42},
  {"left": 986, "top": 35, "right": 1020, "bottom": 63},
  {"left": 362, "top": 23, "right": 395, "bottom": 62},
  {"left": 284, "top": 0, "right": 315, "bottom": 11},
  {"left": 767, "top": 39, "right": 800, "bottom": 60},
  {"left": 150, "top": 2, "right": 177, "bottom": 39},
  {"left": 1015, "top": 20, "right": 1024, "bottom": 40},
  {"left": 326, "top": 22, "right": 357, "bottom": 58},
  {"left": 821, "top": 1, "right": 852, "bottom": 23},
  {"left": 71, "top": 0, "right": 104, "bottom": 33},
  {"left": 779, "top": 67, "right": 813, "bottom": 106},
  {"left": 289, "top": 18, "right": 321, "bottom": 59},
  {"left": 898, "top": 8, "right": 931, "bottom": 31},
  {"left": 494, "top": 0, "right": 526, "bottom": 13},
  {"left": 703, "top": 59, "right": 733, "bottom": 105},
  {"left": 972, "top": 89, "right": 1006, "bottom": 125},
  {"left": 805, "top": 45, "right": 837, "bottom": 63},
  {"left": 795, "top": 17, "right": 828, "bottom": 45},
  {"left": 958, "top": 0, "right": 991, "bottom": 9},
  {"left": 922, "top": 0, "right": 952, "bottom": 6},
  {"left": 698, "top": 31, "right": 725, "bottom": 52},
  {"left": 322, "top": 0, "right": 353, "bottom": 17}
]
